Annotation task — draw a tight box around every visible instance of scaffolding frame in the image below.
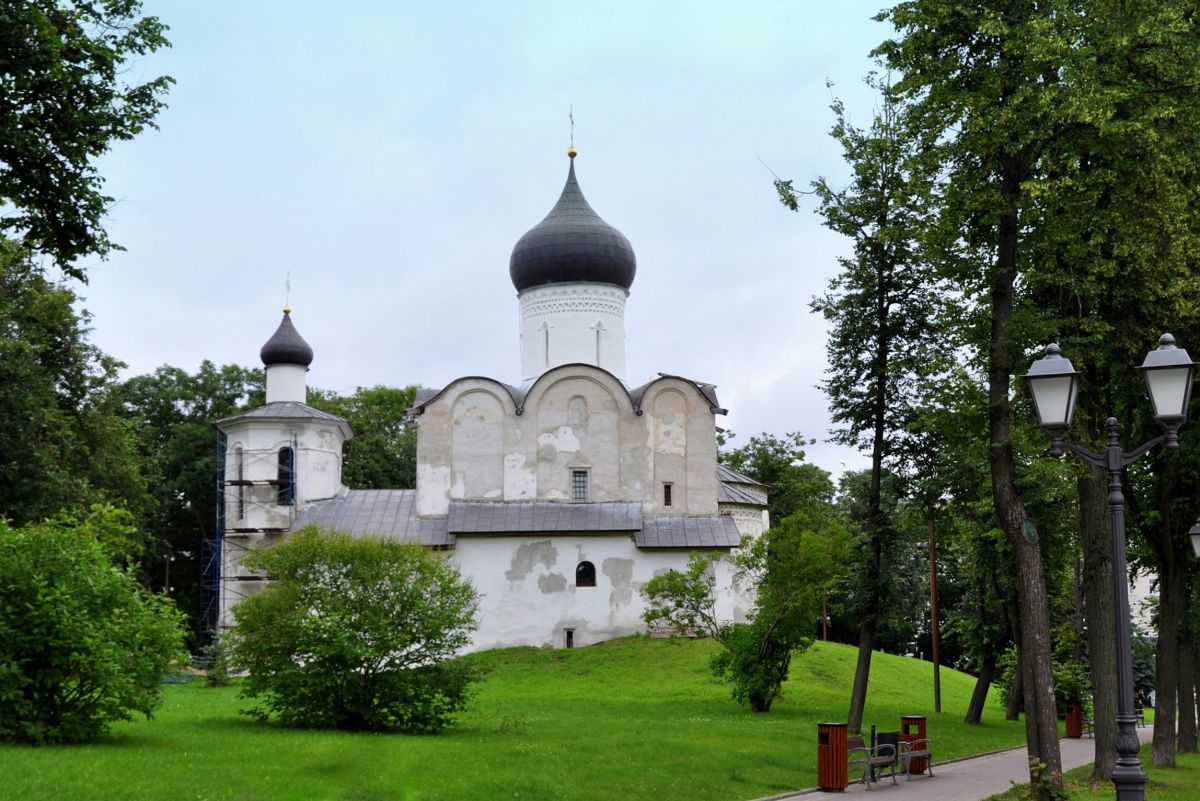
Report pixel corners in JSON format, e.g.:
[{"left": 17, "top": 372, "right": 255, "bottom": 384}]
[{"left": 201, "top": 433, "right": 300, "bottom": 640}]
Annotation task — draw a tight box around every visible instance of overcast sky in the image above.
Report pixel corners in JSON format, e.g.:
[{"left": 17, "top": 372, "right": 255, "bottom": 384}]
[{"left": 75, "top": 1, "right": 895, "bottom": 478}]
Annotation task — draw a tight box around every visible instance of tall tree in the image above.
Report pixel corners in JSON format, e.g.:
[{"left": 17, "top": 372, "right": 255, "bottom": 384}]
[
  {"left": 1014, "top": 0, "right": 1200, "bottom": 771},
  {"left": 874, "top": 2, "right": 1077, "bottom": 792},
  {"left": 0, "top": 239, "right": 148, "bottom": 524},
  {"left": 0, "top": 0, "right": 172, "bottom": 278},
  {"left": 121, "top": 362, "right": 263, "bottom": 641},
  {"left": 308, "top": 385, "right": 418, "bottom": 490},
  {"left": 777, "top": 78, "right": 940, "bottom": 733}
]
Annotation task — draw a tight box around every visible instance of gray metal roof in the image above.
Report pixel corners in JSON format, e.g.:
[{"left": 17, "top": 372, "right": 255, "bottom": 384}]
[
  {"left": 260, "top": 310, "right": 314, "bottom": 367},
  {"left": 510, "top": 155, "right": 636, "bottom": 292},
  {"left": 717, "top": 464, "right": 767, "bottom": 487},
  {"left": 718, "top": 483, "right": 768, "bottom": 506},
  {"left": 635, "top": 515, "right": 743, "bottom": 548},
  {"left": 295, "top": 490, "right": 452, "bottom": 546},
  {"left": 214, "top": 401, "right": 350, "bottom": 433},
  {"left": 293, "top": 494, "right": 740, "bottom": 550},
  {"left": 449, "top": 500, "right": 643, "bottom": 534}
]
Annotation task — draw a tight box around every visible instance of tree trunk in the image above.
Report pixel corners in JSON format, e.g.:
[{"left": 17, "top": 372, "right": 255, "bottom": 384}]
[
  {"left": 1007, "top": 647, "right": 1024, "bottom": 721},
  {"left": 989, "top": 161, "right": 1061, "bottom": 796},
  {"left": 1152, "top": 562, "right": 1184, "bottom": 766},
  {"left": 965, "top": 652, "right": 996, "bottom": 725},
  {"left": 1178, "top": 605, "right": 1197, "bottom": 753},
  {"left": 846, "top": 288, "right": 891, "bottom": 736},
  {"left": 1079, "top": 465, "right": 1117, "bottom": 783},
  {"left": 847, "top": 620, "right": 876, "bottom": 734}
]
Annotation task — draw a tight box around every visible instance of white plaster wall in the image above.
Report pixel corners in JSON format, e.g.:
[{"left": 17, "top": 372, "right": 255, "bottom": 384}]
[
  {"left": 415, "top": 368, "right": 721, "bottom": 515},
  {"left": 415, "top": 378, "right": 521, "bottom": 515},
  {"left": 519, "top": 282, "right": 628, "bottom": 381},
  {"left": 216, "top": 416, "right": 348, "bottom": 630},
  {"left": 643, "top": 380, "right": 719, "bottom": 514},
  {"left": 265, "top": 364, "right": 307, "bottom": 403},
  {"left": 722, "top": 504, "right": 769, "bottom": 539},
  {"left": 530, "top": 374, "right": 624, "bottom": 502},
  {"left": 452, "top": 535, "right": 750, "bottom": 650}
]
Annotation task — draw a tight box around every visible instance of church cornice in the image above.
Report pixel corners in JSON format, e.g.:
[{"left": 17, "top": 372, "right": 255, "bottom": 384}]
[{"left": 408, "top": 364, "right": 726, "bottom": 417}]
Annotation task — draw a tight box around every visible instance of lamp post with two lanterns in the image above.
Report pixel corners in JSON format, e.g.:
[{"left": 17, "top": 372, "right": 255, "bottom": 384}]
[{"left": 1024, "top": 334, "right": 1197, "bottom": 801}]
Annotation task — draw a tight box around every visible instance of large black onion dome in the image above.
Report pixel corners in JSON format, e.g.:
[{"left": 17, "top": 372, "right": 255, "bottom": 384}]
[
  {"left": 510, "top": 155, "right": 636, "bottom": 292},
  {"left": 260, "top": 310, "right": 314, "bottom": 367}
]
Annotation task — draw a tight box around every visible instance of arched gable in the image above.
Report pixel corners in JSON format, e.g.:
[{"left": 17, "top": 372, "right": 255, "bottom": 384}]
[
  {"left": 519, "top": 363, "right": 636, "bottom": 417},
  {"left": 525, "top": 367, "right": 628, "bottom": 503},
  {"left": 450, "top": 389, "right": 506, "bottom": 500}
]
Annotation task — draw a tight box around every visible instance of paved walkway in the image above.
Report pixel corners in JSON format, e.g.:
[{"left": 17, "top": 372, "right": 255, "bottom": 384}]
[{"left": 763, "top": 726, "right": 1156, "bottom": 801}]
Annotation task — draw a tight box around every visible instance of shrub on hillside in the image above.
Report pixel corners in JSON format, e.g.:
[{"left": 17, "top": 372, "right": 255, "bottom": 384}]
[
  {"left": 643, "top": 505, "right": 852, "bottom": 712},
  {"left": 229, "top": 527, "right": 480, "bottom": 733},
  {"left": 0, "top": 507, "right": 188, "bottom": 745}
]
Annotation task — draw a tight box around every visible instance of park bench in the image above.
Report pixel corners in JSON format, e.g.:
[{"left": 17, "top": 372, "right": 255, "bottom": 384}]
[
  {"left": 1083, "top": 707, "right": 1146, "bottom": 737},
  {"left": 848, "top": 733, "right": 898, "bottom": 789},
  {"left": 899, "top": 736, "right": 935, "bottom": 780}
]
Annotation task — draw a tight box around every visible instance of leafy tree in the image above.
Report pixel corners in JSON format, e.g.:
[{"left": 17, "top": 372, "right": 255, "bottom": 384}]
[
  {"left": 778, "top": 78, "right": 941, "bottom": 733},
  {"left": 0, "top": 240, "right": 148, "bottom": 524},
  {"left": 718, "top": 432, "right": 823, "bottom": 526},
  {"left": 308, "top": 385, "right": 417, "bottom": 489},
  {"left": 873, "top": 3, "right": 1090, "bottom": 789},
  {"left": 230, "top": 527, "right": 480, "bottom": 733},
  {"left": 0, "top": 506, "right": 187, "bottom": 744},
  {"left": 835, "top": 470, "right": 926, "bottom": 651},
  {"left": 644, "top": 468, "right": 852, "bottom": 712},
  {"left": 0, "top": 0, "right": 172, "bottom": 278},
  {"left": 121, "top": 362, "right": 263, "bottom": 640}
]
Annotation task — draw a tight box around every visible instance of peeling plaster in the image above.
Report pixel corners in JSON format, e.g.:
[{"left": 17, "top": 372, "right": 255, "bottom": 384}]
[
  {"left": 538, "top": 572, "right": 567, "bottom": 593},
  {"left": 506, "top": 540, "right": 558, "bottom": 582},
  {"left": 504, "top": 453, "right": 537, "bottom": 499},
  {"left": 537, "top": 426, "right": 581, "bottom": 453},
  {"left": 602, "top": 557, "right": 635, "bottom": 607},
  {"left": 655, "top": 418, "right": 687, "bottom": 456}
]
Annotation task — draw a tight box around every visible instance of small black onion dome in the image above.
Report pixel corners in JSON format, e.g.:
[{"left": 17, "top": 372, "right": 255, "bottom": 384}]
[
  {"left": 260, "top": 309, "right": 314, "bottom": 367},
  {"left": 509, "top": 154, "right": 636, "bottom": 292}
]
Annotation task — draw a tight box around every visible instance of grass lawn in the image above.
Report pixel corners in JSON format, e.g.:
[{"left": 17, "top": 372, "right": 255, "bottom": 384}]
[
  {"left": 1, "top": 637, "right": 1028, "bottom": 801},
  {"left": 984, "top": 751, "right": 1200, "bottom": 800}
]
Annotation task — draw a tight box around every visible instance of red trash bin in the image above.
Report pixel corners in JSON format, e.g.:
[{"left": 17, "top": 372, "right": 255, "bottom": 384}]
[
  {"left": 901, "top": 715, "right": 928, "bottom": 774},
  {"left": 817, "top": 722, "right": 849, "bottom": 791},
  {"left": 1064, "top": 703, "right": 1083, "bottom": 738}
]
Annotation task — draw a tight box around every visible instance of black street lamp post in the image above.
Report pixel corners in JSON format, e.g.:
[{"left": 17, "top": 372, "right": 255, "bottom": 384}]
[{"left": 1025, "top": 334, "right": 1197, "bottom": 801}]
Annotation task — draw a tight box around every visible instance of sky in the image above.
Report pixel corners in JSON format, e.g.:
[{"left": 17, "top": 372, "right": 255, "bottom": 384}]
[{"left": 77, "top": 0, "right": 896, "bottom": 478}]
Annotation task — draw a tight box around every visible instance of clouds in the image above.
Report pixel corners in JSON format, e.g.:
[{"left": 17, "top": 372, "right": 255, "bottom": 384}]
[{"left": 78, "top": 0, "right": 890, "bottom": 478}]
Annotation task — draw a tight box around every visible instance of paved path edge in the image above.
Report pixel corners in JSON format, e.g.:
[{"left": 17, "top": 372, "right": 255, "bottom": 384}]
[{"left": 750, "top": 727, "right": 1156, "bottom": 801}]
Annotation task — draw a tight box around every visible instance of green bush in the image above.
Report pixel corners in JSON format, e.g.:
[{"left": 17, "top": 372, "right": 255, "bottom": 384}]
[
  {"left": 194, "top": 635, "right": 232, "bottom": 688},
  {"left": 229, "top": 527, "right": 480, "bottom": 733},
  {"left": 643, "top": 503, "right": 852, "bottom": 712},
  {"left": 0, "top": 507, "right": 187, "bottom": 744}
]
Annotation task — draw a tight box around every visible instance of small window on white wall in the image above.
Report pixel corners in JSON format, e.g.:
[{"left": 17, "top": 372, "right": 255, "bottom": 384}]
[
  {"left": 571, "top": 470, "right": 588, "bottom": 502},
  {"left": 663, "top": 482, "right": 673, "bottom": 508}
]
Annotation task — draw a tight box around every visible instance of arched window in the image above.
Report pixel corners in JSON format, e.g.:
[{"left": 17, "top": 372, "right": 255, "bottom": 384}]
[
  {"left": 277, "top": 446, "right": 294, "bottom": 505},
  {"left": 576, "top": 561, "right": 596, "bottom": 588}
]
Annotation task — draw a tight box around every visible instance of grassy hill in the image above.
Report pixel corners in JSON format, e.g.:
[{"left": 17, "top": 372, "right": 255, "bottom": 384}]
[{"left": 2, "top": 637, "right": 1028, "bottom": 801}]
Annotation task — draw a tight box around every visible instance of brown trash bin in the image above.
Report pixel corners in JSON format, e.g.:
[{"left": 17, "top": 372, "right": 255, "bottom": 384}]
[
  {"left": 817, "top": 722, "right": 849, "bottom": 791},
  {"left": 901, "top": 715, "right": 928, "bottom": 774},
  {"left": 1065, "top": 702, "right": 1083, "bottom": 738}
]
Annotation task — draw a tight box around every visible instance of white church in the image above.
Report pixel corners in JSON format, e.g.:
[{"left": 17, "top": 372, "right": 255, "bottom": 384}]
[{"left": 212, "top": 151, "right": 769, "bottom": 651}]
